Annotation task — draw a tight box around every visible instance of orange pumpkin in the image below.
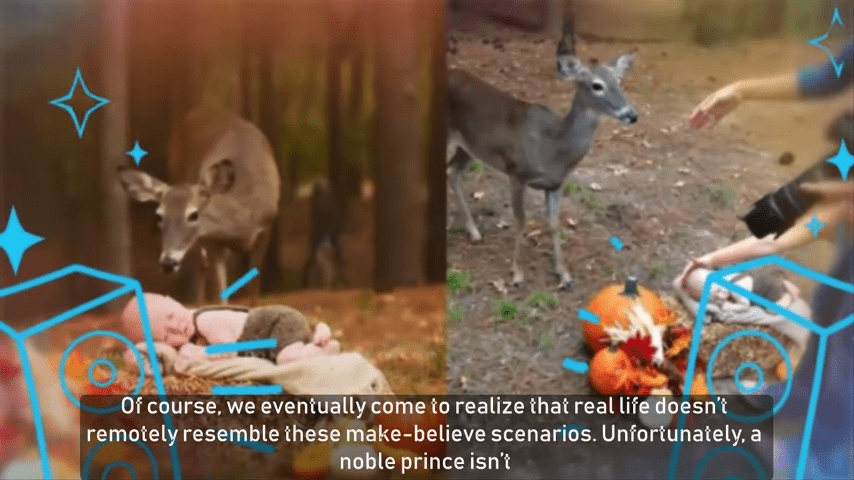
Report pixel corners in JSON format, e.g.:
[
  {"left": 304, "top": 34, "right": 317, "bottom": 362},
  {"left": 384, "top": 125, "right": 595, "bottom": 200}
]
[
  {"left": 583, "top": 278, "right": 677, "bottom": 353},
  {"left": 375, "top": 409, "right": 446, "bottom": 457},
  {"left": 292, "top": 442, "right": 332, "bottom": 480},
  {"left": 589, "top": 346, "right": 668, "bottom": 395}
]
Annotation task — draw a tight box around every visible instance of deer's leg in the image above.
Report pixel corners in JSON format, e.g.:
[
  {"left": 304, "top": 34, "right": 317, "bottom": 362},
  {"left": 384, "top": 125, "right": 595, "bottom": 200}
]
[
  {"left": 510, "top": 176, "right": 526, "bottom": 287},
  {"left": 196, "top": 247, "right": 211, "bottom": 306},
  {"left": 246, "top": 229, "right": 271, "bottom": 306},
  {"left": 546, "top": 188, "right": 572, "bottom": 289},
  {"left": 331, "top": 235, "right": 348, "bottom": 288},
  {"left": 213, "top": 249, "right": 229, "bottom": 305},
  {"left": 448, "top": 147, "right": 482, "bottom": 243}
]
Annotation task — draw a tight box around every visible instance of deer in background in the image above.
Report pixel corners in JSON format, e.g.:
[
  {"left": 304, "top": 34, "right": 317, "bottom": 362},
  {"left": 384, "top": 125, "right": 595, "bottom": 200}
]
[
  {"left": 118, "top": 106, "right": 281, "bottom": 304},
  {"left": 301, "top": 176, "right": 348, "bottom": 289},
  {"left": 447, "top": 22, "right": 637, "bottom": 289}
]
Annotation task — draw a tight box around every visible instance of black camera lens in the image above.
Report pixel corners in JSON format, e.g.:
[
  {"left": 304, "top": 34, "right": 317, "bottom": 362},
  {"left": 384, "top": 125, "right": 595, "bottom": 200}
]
[{"left": 741, "top": 159, "right": 840, "bottom": 238}]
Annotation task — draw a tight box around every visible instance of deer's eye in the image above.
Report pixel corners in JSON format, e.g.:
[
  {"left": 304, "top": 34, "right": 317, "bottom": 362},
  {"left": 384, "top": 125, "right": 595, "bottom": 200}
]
[
  {"left": 591, "top": 82, "right": 605, "bottom": 92},
  {"left": 187, "top": 211, "right": 200, "bottom": 222}
]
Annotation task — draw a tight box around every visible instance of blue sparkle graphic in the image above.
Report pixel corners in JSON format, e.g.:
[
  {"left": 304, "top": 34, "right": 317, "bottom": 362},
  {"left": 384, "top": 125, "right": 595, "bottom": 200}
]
[
  {"left": 219, "top": 267, "right": 259, "bottom": 300},
  {"left": 48, "top": 67, "right": 111, "bottom": 138},
  {"left": 126, "top": 140, "right": 148, "bottom": 166},
  {"left": 806, "top": 214, "right": 825, "bottom": 238},
  {"left": 808, "top": 8, "right": 846, "bottom": 78},
  {"left": 561, "top": 357, "right": 589, "bottom": 374},
  {"left": 206, "top": 338, "right": 276, "bottom": 355},
  {"left": 609, "top": 235, "right": 624, "bottom": 251},
  {"left": 212, "top": 384, "right": 283, "bottom": 395},
  {"left": 827, "top": 139, "right": 854, "bottom": 181},
  {"left": 578, "top": 309, "right": 600, "bottom": 324},
  {"left": 0, "top": 207, "right": 44, "bottom": 274}
]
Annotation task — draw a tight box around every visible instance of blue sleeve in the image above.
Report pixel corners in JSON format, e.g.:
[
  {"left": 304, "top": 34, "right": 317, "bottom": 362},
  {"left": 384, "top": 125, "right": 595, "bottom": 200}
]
[{"left": 798, "top": 42, "right": 854, "bottom": 98}]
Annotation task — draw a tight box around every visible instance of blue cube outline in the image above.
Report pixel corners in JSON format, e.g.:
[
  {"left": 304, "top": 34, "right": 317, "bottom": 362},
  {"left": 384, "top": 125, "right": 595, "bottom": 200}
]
[
  {"left": 667, "top": 255, "right": 854, "bottom": 480},
  {"left": 0, "top": 264, "right": 182, "bottom": 480}
]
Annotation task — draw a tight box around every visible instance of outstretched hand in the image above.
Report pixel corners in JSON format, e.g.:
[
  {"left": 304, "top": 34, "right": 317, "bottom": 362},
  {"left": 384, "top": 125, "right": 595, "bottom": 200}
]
[{"left": 688, "top": 84, "right": 742, "bottom": 129}]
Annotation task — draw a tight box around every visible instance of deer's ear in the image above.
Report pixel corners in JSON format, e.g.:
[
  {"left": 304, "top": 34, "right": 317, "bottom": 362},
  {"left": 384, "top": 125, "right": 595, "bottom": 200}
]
[
  {"left": 117, "top": 166, "right": 167, "bottom": 203},
  {"left": 607, "top": 53, "right": 634, "bottom": 82},
  {"left": 201, "top": 159, "right": 236, "bottom": 195},
  {"left": 556, "top": 55, "right": 591, "bottom": 82}
]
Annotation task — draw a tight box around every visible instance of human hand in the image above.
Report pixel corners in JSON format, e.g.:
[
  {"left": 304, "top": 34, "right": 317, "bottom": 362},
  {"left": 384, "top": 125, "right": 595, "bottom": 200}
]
[
  {"left": 674, "top": 257, "right": 709, "bottom": 290},
  {"left": 688, "top": 83, "right": 743, "bottom": 129}
]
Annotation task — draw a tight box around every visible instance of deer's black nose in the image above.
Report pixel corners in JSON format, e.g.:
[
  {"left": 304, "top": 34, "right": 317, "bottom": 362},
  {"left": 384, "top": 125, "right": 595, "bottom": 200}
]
[
  {"left": 623, "top": 111, "right": 638, "bottom": 124},
  {"left": 160, "top": 258, "right": 180, "bottom": 274}
]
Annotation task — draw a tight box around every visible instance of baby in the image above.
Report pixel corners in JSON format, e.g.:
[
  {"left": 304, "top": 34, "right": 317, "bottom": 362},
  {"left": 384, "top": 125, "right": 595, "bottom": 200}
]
[{"left": 120, "top": 294, "right": 340, "bottom": 374}]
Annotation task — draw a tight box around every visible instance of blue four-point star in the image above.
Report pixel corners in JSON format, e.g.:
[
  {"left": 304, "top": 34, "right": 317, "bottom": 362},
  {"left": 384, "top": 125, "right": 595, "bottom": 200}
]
[
  {"left": 48, "top": 67, "right": 111, "bottom": 138},
  {"left": 0, "top": 207, "right": 44, "bottom": 274},
  {"left": 126, "top": 141, "right": 148, "bottom": 166}
]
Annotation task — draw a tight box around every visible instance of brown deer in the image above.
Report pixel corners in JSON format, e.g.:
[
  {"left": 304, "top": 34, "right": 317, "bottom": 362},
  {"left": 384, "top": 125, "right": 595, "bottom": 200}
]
[{"left": 118, "top": 106, "right": 281, "bottom": 304}]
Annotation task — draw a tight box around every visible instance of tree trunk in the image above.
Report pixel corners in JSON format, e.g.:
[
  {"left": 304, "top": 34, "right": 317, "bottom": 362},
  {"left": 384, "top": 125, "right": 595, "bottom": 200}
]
[
  {"left": 101, "top": 0, "right": 132, "bottom": 308},
  {"left": 424, "top": 0, "right": 448, "bottom": 284},
  {"left": 372, "top": 0, "right": 425, "bottom": 291},
  {"left": 257, "top": 25, "right": 286, "bottom": 295},
  {"left": 327, "top": 1, "right": 348, "bottom": 224}
]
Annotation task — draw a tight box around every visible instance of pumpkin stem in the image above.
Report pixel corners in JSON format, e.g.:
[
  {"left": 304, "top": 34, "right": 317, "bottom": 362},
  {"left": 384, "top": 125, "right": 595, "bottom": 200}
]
[{"left": 623, "top": 276, "right": 639, "bottom": 297}]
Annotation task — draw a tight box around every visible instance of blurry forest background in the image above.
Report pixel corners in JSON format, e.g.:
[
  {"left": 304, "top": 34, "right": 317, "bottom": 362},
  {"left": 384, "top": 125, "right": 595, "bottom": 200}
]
[{"left": 1, "top": 0, "right": 447, "bottom": 324}]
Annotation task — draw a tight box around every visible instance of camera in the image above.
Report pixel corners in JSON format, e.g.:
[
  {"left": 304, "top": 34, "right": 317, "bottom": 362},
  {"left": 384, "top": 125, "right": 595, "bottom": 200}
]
[
  {"left": 741, "top": 160, "right": 840, "bottom": 238},
  {"left": 741, "top": 111, "right": 853, "bottom": 239}
]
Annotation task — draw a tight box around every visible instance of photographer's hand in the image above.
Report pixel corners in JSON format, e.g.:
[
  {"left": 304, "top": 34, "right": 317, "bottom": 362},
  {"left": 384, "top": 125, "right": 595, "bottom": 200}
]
[{"left": 689, "top": 73, "right": 801, "bottom": 129}]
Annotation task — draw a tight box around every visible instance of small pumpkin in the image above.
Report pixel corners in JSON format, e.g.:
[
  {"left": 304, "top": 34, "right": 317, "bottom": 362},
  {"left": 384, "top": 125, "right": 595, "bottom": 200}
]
[
  {"left": 292, "top": 442, "right": 333, "bottom": 480},
  {"left": 583, "top": 277, "right": 677, "bottom": 353},
  {"left": 375, "top": 409, "right": 446, "bottom": 457},
  {"left": 588, "top": 345, "right": 668, "bottom": 395}
]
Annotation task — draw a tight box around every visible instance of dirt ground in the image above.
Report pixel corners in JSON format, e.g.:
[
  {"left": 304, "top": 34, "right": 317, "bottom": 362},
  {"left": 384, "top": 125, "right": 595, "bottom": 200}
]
[{"left": 445, "top": 19, "right": 853, "bottom": 395}]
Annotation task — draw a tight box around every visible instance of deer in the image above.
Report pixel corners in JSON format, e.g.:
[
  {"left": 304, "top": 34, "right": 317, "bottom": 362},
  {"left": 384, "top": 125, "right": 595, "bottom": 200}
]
[
  {"left": 447, "top": 23, "right": 638, "bottom": 289},
  {"left": 301, "top": 176, "right": 348, "bottom": 289},
  {"left": 118, "top": 105, "right": 281, "bottom": 305}
]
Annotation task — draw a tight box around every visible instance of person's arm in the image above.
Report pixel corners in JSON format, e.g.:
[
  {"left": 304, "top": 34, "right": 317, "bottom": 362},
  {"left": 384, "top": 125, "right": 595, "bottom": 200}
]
[
  {"left": 798, "top": 42, "right": 854, "bottom": 98},
  {"left": 689, "top": 73, "right": 802, "bottom": 128},
  {"left": 676, "top": 197, "right": 848, "bottom": 287},
  {"left": 689, "top": 42, "right": 853, "bottom": 128}
]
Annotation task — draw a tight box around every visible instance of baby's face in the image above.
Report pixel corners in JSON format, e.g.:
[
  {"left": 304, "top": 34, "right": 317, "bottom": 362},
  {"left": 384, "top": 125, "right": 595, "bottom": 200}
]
[{"left": 161, "top": 308, "right": 194, "bottom": 346}]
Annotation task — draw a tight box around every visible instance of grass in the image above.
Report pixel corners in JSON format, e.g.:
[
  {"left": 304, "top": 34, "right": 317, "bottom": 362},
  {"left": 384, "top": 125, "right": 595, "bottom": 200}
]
[
  {"left": 467, "top": 161, "right": 483, "bottom": 174},
  {"left": 537, "top": 328, "right": 555, "bottom": 354},
  {"left": 563, "top": 180, "right": 580, "bottom": 197},
  {"left": 448, "top": 224, "right": 468, "bottom": 236},
  {"left": 354, "top": 290, "right": 378, "bottom": 317},
  {"left": 526, "top": 290, "right": 558, "bottom": 310},
  {"left": 601, "top": 264, "right": 616, "bottom": 277},
  {"left": 477, "top": 205, "right": 496, "bottom": 216},
  {"left": 659, "top": 163, "right": 675, "bottom": 175},
  {"left": 447, "top": 301, "right": 466, "bottom": 323},
  {"left": 648, "top": 260, "right": 666, "bottom": 279},
  {"left": 447, "top": 269, "right": 472, "bottom": 294},
  {"left": 709, "top": 185, "right": 737, "bottom": 208},
  {"left": 493, "top": 298, "right": 520, "bottom": 323}
]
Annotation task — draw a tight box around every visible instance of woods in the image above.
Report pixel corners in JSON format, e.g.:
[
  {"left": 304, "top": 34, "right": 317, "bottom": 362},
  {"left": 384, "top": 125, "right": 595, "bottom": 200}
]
[{"left": 1, "top": 0, "right": 446, "bottom": 322}]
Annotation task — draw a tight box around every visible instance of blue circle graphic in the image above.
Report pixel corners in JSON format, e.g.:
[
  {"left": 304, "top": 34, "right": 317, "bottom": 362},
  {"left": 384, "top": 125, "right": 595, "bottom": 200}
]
[
  {"left": 88, "top": 358, "right": 118, "bottom": 388},
  {"left": 733, "top": 362, "right": 764, "bottom": 395},
  {"left": 59, "top": 330, "right": 145, "bottom": 414},
  {"left": 101, "top": 462, "right": 138, "bottom": 480},
  {"left": 692, "top": 445, "right": 767, "bottom": 480},
  {"left": 706, "top": 329, "right": 792, "bottom": 423},
  {"left": 81, "top": 440, "right": 159, "bottom": 480}
]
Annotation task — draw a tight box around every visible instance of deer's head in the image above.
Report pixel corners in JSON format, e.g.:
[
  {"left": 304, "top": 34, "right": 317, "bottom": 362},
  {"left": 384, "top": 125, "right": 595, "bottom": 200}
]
[
  {"left": 117, "top": 159, "right": 235, "bottom": 273},
  {"left": 556, "top": 51, "right": 638, "bottom": 125}
]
